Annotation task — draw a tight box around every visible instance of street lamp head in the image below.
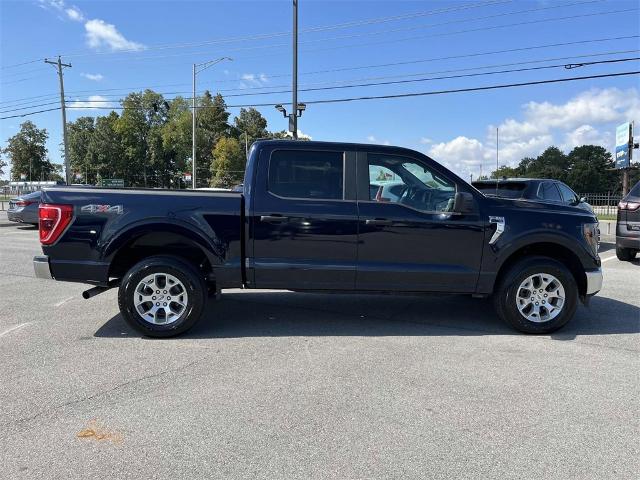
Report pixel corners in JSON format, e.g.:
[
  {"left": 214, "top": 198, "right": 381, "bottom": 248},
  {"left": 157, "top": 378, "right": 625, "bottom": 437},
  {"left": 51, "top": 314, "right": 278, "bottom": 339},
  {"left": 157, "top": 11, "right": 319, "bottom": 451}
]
[
  {"left": 297, "top": 102, "right": 306, "bottom": 111},
  {"left": 275, "top": 104, "right": 287, "bottom": 117}
]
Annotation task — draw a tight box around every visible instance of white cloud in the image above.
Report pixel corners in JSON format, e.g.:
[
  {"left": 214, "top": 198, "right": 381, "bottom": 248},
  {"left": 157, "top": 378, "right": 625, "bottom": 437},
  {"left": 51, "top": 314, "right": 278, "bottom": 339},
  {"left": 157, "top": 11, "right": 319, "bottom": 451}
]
[
  {"left": 39, "top": 1, "right": 83, "bottom": 22},
  {"left": 366, "top": 135, "right": 390, "bottom": 145},
  {"left": 65, "top": 6, "right": 84, "bottom": 22},
  {"left": 425, "top": 87, "right": 640, "bottom": 180},
  {"left": 81, "top": 72, "right": 103, "bottom": 81},
  {"left": 284, "top": 130, "right": 312, "bottom": 140},
  {"left": 419, "top": 137, "right": 433, "bottom": 144},
  {"left": 67, "top": 95, "right": 113, "bottom": 110},
  {"left": 39, "top": 1, "right": 144, "bottom": 52},
  {"left": 85, "top": 19, "right": 145, "bottom": 51},
  {"left": 240, "top": 73, "right": 269, "bottom": 86}
]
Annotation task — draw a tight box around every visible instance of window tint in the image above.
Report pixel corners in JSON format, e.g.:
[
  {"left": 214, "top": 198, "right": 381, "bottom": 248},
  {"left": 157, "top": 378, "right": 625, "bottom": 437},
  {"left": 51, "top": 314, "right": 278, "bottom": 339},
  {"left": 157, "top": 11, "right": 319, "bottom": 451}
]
[
  {"left": 537, "top": 182, "right": 562, "bottom": 201},
  {"left": 268, "top": 150, "right": 344, "bottom": 200},
  {"left": 473, "top": 182, "right": 526, "bottom": 199},
  {"left": 368, "top": 153, "right": 456, "bottom": 212},
  {"left": 557, "top": 182, "right": 578, "bottom": 204}
]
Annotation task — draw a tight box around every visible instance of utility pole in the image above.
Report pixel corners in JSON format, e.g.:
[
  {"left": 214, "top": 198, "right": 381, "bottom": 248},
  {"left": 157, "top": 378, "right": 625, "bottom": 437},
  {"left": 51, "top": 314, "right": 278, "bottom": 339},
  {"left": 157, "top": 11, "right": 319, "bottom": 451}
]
[
  {"left": 45, "top": 56, "right": 72, "bottom": 185},
  {"left": 292, "top": 0, "right": 298, "bottom": 139},
  {"left": 244, "top": 131, "right": 249, "bottom": 160},
  {"left": 191, "top": 57, "right": 232, "bottom": 189}
]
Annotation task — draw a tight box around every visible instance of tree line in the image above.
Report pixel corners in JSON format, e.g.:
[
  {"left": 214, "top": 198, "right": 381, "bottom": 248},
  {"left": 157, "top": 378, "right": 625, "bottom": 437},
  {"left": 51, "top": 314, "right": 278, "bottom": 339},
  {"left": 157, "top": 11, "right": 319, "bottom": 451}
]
[
  {"left": 486, "top": 145, "right": 639, "bottom": 194},
  {"left": 1, "top": 89, "right": 290, "bottom": 188}
]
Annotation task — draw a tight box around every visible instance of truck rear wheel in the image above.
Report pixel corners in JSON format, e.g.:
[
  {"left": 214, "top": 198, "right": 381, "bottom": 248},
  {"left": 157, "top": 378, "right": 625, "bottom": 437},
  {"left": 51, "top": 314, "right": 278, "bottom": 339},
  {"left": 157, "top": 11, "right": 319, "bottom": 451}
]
[
  {"left": 493, "top": 256, "right": 578, "bottom": 334},
  {"left": 616, "top": 247, "right": 637, "bottom": 261},
  {"left": 118, "top": 256, "right": 207, "bottom": 337}
]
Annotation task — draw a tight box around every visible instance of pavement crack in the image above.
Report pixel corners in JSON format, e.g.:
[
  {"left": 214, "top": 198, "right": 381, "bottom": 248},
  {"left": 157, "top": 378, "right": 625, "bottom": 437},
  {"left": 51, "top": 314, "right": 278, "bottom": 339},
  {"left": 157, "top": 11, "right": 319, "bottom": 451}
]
[{"left": 2, "top": 359, "right": 202, "bottom": 428}]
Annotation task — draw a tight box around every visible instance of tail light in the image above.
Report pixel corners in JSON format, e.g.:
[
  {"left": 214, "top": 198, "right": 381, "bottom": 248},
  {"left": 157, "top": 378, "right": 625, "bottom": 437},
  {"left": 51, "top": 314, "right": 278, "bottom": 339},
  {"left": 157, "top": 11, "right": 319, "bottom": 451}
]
[
  {"left": 618, "top": 201, "right": 640, "bottom": 211},
  {"left": 15, "top": 200, "right": 34, "bottom": 207},
  {"left": 39, "top": 204, "right": 74, "bottom": 245}
]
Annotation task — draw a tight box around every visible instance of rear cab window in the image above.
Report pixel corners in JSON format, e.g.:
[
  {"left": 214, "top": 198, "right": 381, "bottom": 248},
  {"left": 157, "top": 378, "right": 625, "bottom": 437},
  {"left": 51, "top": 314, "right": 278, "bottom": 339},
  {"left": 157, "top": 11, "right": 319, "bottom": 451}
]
[
  {"left": 473, "top": 182, "right": 526, "bottom": 199},
  {"left": 268, "top": 150, "right": 344, "bottom": 200}
]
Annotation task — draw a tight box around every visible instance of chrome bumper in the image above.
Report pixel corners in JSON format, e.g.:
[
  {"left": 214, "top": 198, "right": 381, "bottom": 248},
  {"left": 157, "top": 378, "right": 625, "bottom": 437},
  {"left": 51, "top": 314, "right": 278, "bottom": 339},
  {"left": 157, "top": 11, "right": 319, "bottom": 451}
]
[
  {"left": 585, "top": 268, "right": 603, "bottom": 295},
  {"left": 33, "top": 255, "right": 52, "bottom": 280}
]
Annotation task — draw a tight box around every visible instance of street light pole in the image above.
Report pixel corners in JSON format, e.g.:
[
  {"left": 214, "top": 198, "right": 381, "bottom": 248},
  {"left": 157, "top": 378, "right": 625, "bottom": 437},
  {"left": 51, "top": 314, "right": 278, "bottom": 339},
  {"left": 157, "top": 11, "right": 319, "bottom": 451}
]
[
  {"left": 191, "top": 57, "right": 232, "bottom": 189},
  {"left": 292, "top": 0, "right": 298, "bottom": 140},
  {"left": 45, "top": 56, "right": 72, "bottom": 184}
]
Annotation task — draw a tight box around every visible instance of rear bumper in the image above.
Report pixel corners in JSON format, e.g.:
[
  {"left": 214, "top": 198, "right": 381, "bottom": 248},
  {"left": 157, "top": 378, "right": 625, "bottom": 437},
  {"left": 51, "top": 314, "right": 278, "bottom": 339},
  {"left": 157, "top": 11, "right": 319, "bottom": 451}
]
[
  {"left": 585, "top": 268, "right": 603, "bottom": 295},
  {"left": 616, "top": 235, "right": 640, "bottom": 250},
  {"left": 33, "top": 255, "right": 52, "bottom": 280}
]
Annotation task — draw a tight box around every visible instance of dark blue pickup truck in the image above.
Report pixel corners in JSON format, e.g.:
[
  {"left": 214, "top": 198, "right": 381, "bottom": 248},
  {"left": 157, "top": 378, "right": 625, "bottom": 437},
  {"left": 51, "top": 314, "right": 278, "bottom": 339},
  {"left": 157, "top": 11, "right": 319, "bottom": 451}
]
[{"left": 34, "top": 140, "right": 602, "bottom": 337}]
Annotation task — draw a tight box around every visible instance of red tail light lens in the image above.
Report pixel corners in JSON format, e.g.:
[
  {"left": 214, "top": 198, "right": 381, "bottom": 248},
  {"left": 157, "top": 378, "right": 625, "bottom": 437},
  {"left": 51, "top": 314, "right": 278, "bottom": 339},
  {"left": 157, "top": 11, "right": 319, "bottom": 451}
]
[
  {"left": 619, "top": 201, "right": 640, "bottom": 211},
  {"left": 39, "top": 204, "right": 74, "bottom": 245},
  {"left": 15, "top": 200, "right": 34, "bottom": 207}
]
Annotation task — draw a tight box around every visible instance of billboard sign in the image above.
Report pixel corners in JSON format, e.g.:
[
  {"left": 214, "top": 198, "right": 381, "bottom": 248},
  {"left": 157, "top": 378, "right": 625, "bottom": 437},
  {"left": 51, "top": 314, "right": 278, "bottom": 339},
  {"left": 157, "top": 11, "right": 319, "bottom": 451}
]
[{"left": 615, "top": 122, "right": 631, "bottom": 169}]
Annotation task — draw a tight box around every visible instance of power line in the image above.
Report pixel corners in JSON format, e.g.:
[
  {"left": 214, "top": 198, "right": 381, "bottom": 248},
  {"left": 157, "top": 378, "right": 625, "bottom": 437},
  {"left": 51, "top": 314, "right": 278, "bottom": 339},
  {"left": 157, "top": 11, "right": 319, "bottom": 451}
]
[
  {"left": 0, "top": 106, "right": 61, "bottom": 120},
  {"left": 89, "top": 4, "right": 631, "bottom": 65},
  {"left": 59, "top": 0, "right": 513, "bottom": 59},
  {"left": 2, "top": 34, "right": 637, "bottom": 106},
  {"left": 55, "top": 56, "right": 640, "bottom": 105},
  {"left": 5, "top": 70, "right": 638, "bottom": 119}
]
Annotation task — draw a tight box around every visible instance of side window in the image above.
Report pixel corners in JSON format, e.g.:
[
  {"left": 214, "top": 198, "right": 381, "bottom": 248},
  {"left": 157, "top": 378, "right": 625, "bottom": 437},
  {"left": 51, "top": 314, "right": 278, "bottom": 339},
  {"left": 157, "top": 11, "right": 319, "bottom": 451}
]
[
  {"left": 537, "top": 182, "right": 562, "bottom": 201},
  {"left": 368, "top": 153, "right": 456, "bottom": 212},
  {"left": 268, "top": 150, "right": 344, "bottom": 200},
  {"left": 557, "top": 183, "right": 578, "bottom": 204}
]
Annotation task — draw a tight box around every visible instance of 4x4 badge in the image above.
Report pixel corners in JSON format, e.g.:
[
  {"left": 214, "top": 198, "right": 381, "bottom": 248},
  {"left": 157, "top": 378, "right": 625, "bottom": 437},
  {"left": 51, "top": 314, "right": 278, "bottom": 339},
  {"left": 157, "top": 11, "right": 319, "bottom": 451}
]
[{"left": 81, "top": 204, "right": 123, "bottom": 214}]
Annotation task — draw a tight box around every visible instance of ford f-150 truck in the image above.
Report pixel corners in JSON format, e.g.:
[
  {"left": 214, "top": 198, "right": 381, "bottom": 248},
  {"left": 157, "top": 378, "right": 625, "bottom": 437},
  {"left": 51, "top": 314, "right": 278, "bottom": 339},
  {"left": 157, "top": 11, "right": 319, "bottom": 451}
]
[{"left": 33, "top": 140, "right": 602, "bottom": 337}]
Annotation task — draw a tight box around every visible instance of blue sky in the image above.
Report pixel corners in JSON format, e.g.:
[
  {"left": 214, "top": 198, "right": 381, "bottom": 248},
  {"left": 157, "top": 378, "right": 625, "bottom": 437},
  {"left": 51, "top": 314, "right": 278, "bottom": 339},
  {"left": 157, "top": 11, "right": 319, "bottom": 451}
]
[{"left": 1, "top": 0, "right": 639, "bottom": 181}]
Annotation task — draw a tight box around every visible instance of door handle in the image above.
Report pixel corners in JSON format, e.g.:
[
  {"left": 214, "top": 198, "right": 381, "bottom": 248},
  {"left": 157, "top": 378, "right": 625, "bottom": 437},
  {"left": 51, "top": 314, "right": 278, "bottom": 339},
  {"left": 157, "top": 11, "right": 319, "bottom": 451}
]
[
  {"left": 365, "top": 218, "right": 393, "bottom": 226},
  {"left": 260, "top": 215, "right": 289, "bottom": 223}
]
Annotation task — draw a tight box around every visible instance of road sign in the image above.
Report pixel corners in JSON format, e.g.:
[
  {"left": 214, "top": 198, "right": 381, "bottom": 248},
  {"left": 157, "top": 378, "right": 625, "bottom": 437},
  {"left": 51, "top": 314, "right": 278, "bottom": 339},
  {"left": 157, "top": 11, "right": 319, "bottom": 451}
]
[
  {"left": 101, "top": 178, "right": 125, "bottom": 188},
  {"left": 615, "top": 122, "right": 631, "bottom": 169}
]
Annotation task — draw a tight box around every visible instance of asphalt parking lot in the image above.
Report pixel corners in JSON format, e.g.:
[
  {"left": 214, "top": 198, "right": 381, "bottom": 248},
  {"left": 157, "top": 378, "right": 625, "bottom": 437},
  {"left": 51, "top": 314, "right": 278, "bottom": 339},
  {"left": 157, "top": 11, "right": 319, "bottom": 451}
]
[{"left": 0, "top": 219, "right": 638, "bottom": 479}]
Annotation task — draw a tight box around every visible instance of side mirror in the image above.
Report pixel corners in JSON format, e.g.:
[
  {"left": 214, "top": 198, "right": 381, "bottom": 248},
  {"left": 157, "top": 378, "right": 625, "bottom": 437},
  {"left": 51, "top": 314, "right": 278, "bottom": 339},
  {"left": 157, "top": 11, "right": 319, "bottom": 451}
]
[
  {"left": 580, "top": 197, "right": 587, "bottom": 203},
  {"left": 452, "top": 191, "right": 475, "bottom": 214}
]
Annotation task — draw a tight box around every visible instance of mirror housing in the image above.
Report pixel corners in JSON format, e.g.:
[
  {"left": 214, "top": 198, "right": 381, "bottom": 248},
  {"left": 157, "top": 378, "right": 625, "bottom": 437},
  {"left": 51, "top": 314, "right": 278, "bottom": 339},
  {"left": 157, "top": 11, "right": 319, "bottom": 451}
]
[
  {"left": 452, "top": 191, "right": 475, "bottom": 214},
  {"left": 579, "top": 196, "right": 587, "bottom": 204}
]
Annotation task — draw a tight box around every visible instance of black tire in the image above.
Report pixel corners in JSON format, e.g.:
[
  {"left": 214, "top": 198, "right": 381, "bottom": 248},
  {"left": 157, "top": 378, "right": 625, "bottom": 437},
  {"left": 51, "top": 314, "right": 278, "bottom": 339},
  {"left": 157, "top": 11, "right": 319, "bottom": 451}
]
[
  {"left": 493, "top": 256, "right": 578, "bottom": 334},
  {"left": 616, "top": 247, "right": 637, "bottom": 261},
  {"left": 118, "top": 256, "right": 207, "bottom": 337}
]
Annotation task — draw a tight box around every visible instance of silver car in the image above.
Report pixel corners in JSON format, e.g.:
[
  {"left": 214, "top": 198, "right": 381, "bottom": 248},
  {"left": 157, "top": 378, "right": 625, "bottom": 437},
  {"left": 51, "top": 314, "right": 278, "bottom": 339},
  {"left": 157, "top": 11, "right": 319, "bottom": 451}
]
[{"left": 7, "top": 190, "right": 41, "bottom": 225}]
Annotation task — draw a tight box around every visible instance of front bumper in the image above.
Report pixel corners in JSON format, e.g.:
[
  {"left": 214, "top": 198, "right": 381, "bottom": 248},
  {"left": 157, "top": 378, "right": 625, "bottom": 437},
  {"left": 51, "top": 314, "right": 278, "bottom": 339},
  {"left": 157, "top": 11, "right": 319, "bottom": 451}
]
[
  {"left": 585, "top": 268, "right": 603, "bottom": 295},
  {"left": 33, "top": 255, "right": 52, "bottom": 280}
]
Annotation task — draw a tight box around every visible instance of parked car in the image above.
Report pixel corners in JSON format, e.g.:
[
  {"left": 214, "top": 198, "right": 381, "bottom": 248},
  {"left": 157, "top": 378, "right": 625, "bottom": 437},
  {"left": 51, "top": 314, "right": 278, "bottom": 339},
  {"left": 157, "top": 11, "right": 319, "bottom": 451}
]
[
  {"left": 616, "top": 180, "right": 640, "bottom": 261},
  {"left": 33, "top": 140, "right": 602, "bottom": 337},
  {"left": 7, "top": 190, "right": 41, "bottom": 225},
  {"left": 472, "top": 178, "right": 593, "bottom": 213}
]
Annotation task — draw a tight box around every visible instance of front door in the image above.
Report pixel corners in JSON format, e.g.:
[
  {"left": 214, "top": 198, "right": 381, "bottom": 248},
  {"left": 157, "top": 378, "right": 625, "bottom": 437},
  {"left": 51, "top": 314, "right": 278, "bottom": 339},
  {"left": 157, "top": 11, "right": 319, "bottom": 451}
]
[
  {"left": 249, "top": 146, "right": 358, "bottom": 290},
  {"left": 356, "top": 151, "right": 484, "bottom": 292}
]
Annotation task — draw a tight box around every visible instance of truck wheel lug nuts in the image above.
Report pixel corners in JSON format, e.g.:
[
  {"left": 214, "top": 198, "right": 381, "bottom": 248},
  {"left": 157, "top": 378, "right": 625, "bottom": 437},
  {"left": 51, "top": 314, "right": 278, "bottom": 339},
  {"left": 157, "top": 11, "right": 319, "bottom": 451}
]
[
  {"left": 163, "top": 302, "right": 167, "bottom": 306},
  {"left": 152, "top": 296, "right": 156, "bottom": 300},
  {"left": 156, "top": 302, "right": 160, "bottom": 306}
]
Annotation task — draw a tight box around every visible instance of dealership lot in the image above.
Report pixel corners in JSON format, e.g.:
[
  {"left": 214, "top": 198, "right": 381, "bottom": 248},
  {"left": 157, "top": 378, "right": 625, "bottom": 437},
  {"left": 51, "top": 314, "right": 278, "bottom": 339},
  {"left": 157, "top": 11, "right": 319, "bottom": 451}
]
[{"left": 0, "top": 220, "right": 638, "bottom": 479}]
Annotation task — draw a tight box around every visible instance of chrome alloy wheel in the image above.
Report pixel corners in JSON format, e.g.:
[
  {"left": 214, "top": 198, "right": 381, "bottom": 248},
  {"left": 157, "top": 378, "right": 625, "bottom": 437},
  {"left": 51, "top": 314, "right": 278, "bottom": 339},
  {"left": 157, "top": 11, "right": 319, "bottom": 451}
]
[
  {"left": 515, "top": 273, "right": 565, "bottom": 323},
  {"left": 134, "top": 273, "right": 188, "bottom": 325}
]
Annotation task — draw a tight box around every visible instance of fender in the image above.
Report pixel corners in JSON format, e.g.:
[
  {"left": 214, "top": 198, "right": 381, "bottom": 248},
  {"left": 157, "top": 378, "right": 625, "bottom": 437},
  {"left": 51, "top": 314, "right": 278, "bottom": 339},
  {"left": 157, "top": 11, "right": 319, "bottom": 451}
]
[{"left": 102, "top": 217, "right": 226, "bottom": 268}]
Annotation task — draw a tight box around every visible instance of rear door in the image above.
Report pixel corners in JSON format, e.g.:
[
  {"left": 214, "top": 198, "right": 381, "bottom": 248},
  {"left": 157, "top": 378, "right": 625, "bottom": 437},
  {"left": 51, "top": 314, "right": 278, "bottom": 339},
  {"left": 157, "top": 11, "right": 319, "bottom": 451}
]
[
  {"left": 355, "top": 151, "right": 484, "bottom": 292},
  {"left": 249, "top": 145, "right": 358, "bottom": 290}
]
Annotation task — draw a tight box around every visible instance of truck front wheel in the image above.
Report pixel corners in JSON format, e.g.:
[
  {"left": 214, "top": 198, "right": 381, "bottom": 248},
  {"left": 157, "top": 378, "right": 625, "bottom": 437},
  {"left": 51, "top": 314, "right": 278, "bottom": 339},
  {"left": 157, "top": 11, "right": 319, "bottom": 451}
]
[
  {"left": 118, "top": 256, "right": 207, "bottom": 337},
  {"left": 493, "top": 256, "right": 578, "bottom": 334}
]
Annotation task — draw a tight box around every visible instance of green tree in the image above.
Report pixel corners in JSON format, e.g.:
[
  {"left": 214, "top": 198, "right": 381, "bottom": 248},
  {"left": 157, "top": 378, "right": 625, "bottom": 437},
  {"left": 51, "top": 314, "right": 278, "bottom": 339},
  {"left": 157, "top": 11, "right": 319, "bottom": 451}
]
[
  {"left": 87, "top": 111, "right": 124, "bottom": 184},
  {"left": 233, "top": 107, "right": 268, "bottom": 146},
  {"left": 524, "top": 147, "right": 569, "bottom": 181},
  {"left": 210, "top": 136, "right": 245, "bottom": 187},
  {"left": 3, "top": 121, "right": 54, "bottom": 181},
  {"left": 565, "top": 145, "right": 617, "bottom": 193},
  {"left": 0, "top": 151, "right": 7, "bottom": 177},
  {"left": 67, "top": 116, "right": 95, "bottom": 183},
  {"left": 196, "top": 92, "right": 231, "bottom": 187},
  {"left": 490, "top": 165, "right": 521, "bottom": 179},
  {"left": 116, "top": 89, "right": 169, "bottom": 186}
]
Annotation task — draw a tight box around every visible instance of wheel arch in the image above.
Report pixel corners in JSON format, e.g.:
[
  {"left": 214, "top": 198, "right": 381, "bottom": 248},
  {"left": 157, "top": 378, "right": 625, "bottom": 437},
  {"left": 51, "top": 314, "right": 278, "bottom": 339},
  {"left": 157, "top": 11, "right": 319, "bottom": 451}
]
[
  {"left": 105, "top": 221, "right": 223, "bottom": 281},
  {"left": 494, "top": 242, "right": 587, "bottom": 297}
]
